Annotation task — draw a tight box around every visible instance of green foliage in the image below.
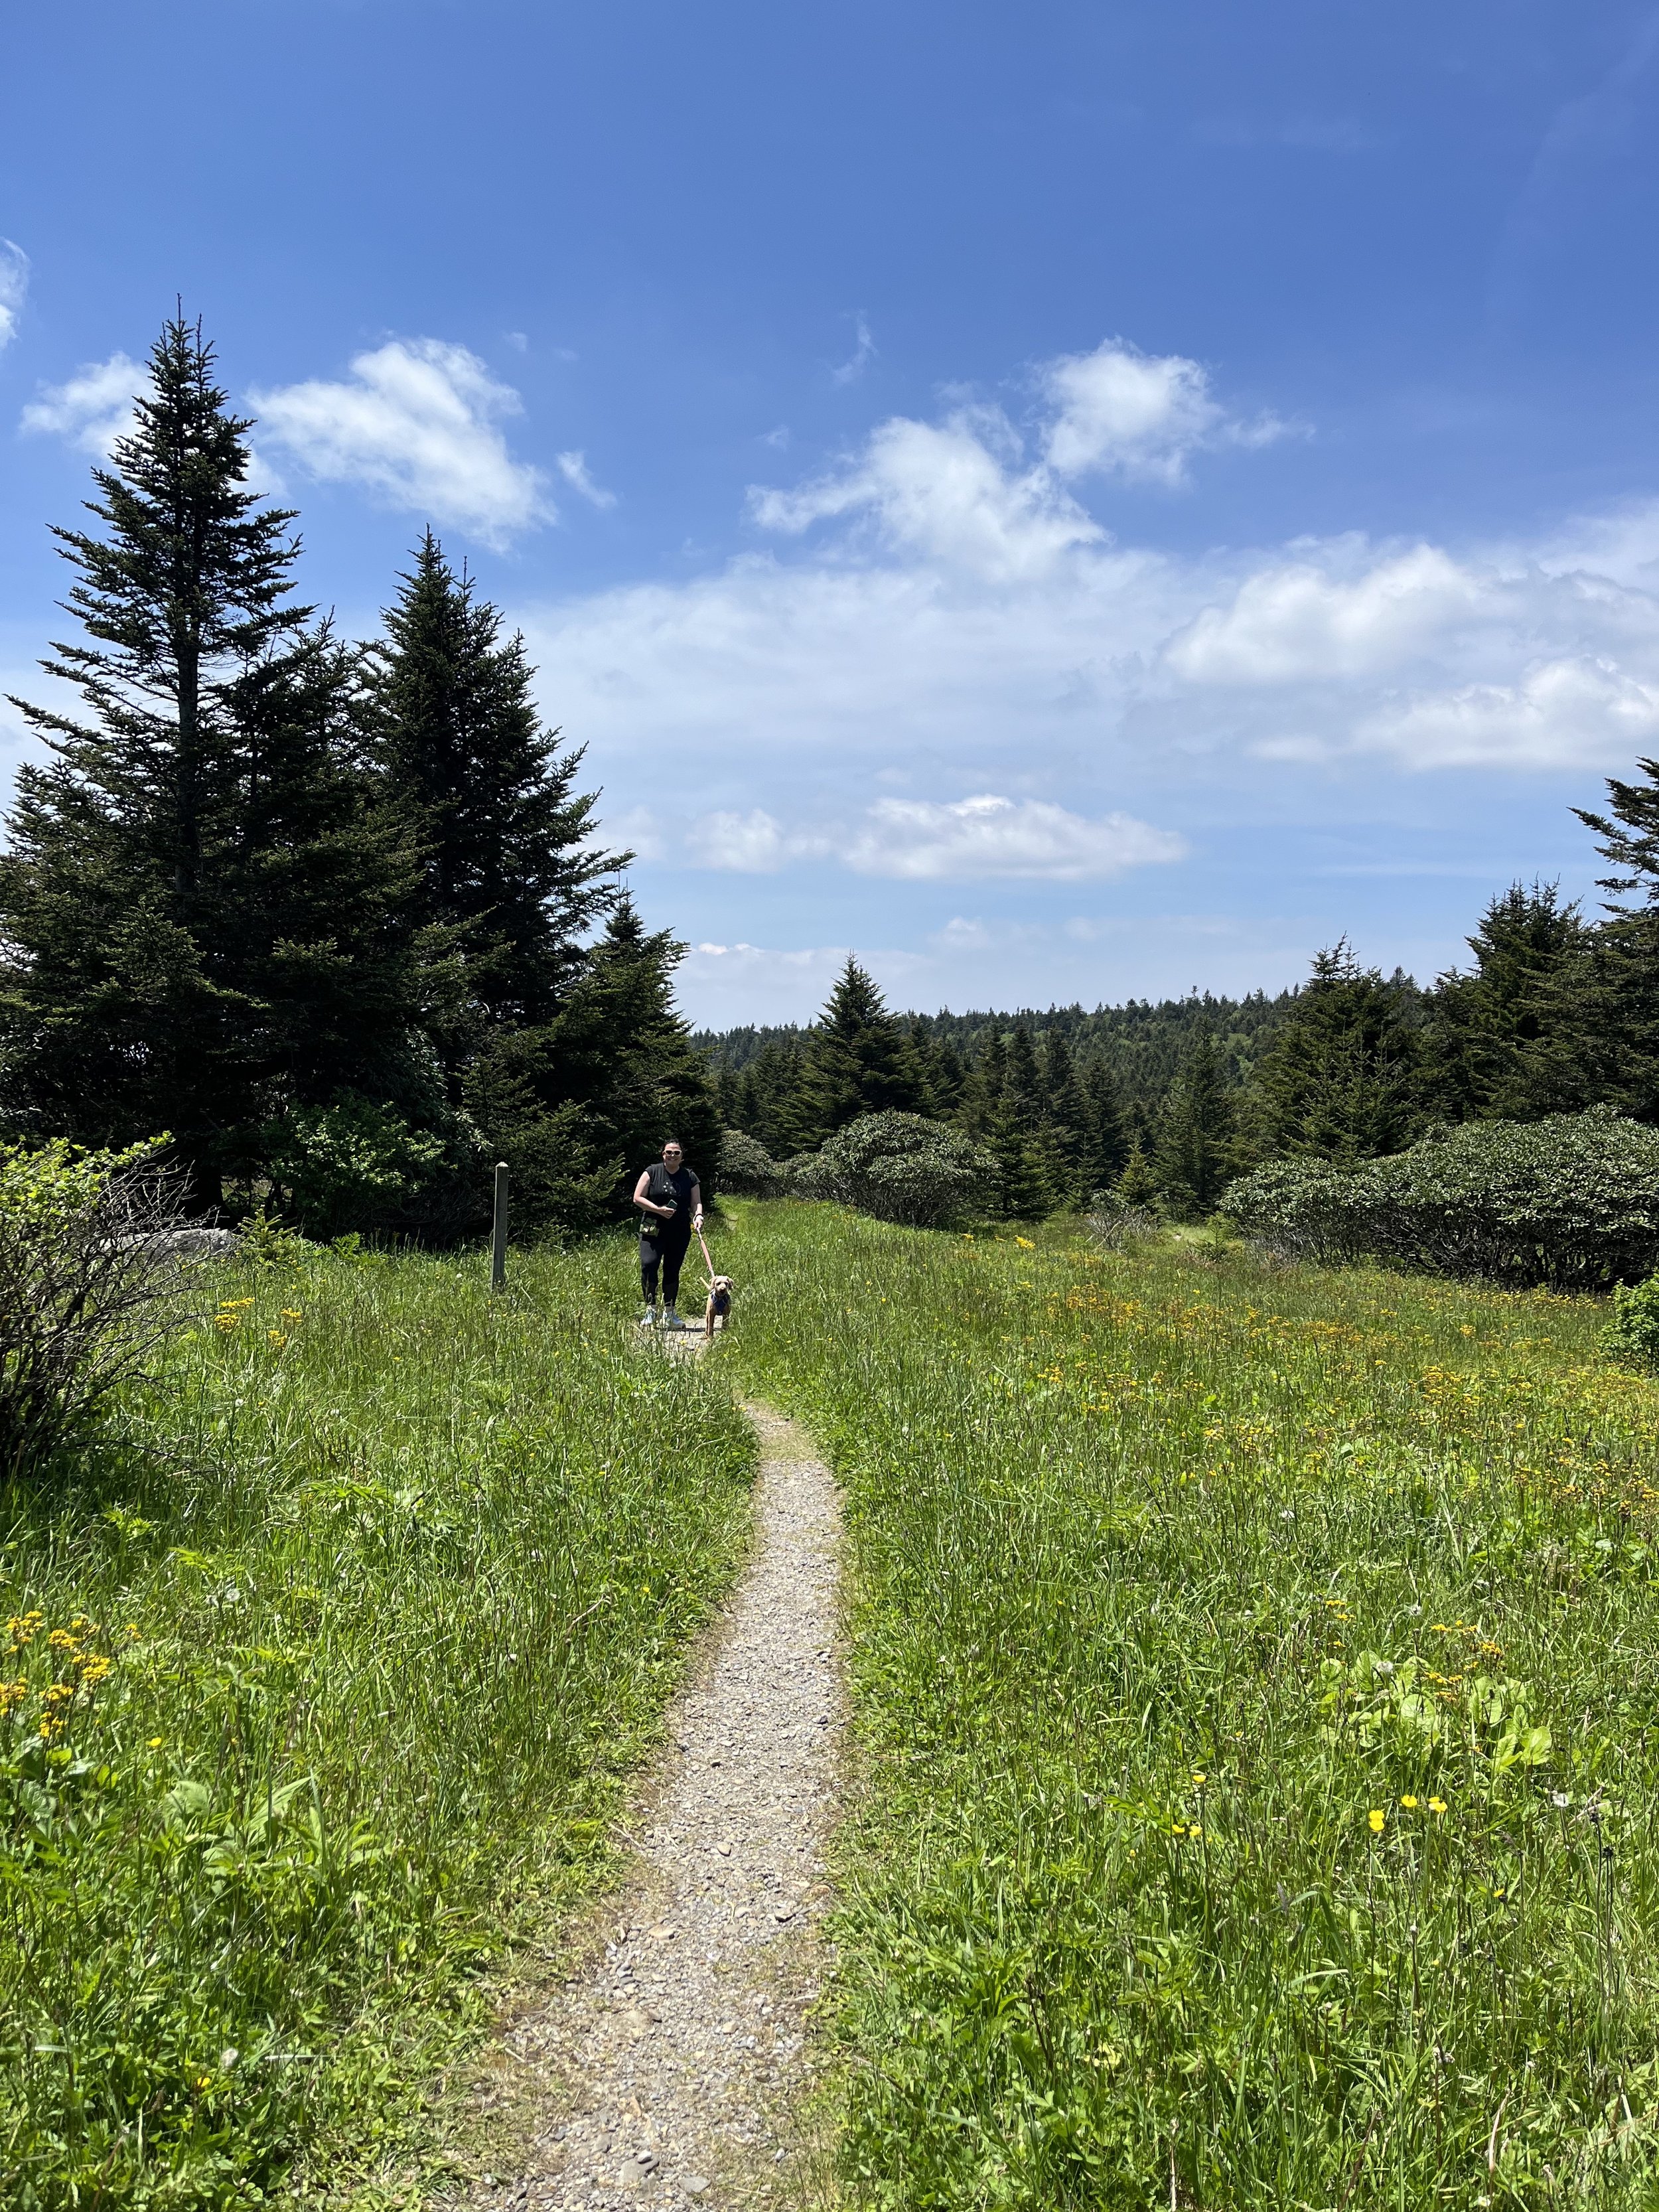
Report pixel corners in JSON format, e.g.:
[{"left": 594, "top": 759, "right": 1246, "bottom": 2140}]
[
  {"left": 1252, "top": 940, "right": 1423, "bottom": 1161},
  {"left": 0, "top": 1136, "right": 188, "bottom": 1477},
  {"left": 260, "top": 1092, "right": 449, "bottom": 1239},
  {"left": 0, "top": 1240, "right": 753, "bottom": 2205},
  {"left": 797, "top": 958, "right": 926, "bottom": 1140},
  {"left": 1153, "top": 1032, "right": 1245, "bottom": 1218},
  {"left": 0, "top": 319, "right": 425, "bottom": 1205},
  {"left": 1424, "top": 881, "right": 1587, "bottom": 1121},
  {"left": 802, "top": 1110, "right": 997, "bottom": 1228},
  {"left": 718, "top": 1127, "right": 783, "bottom": 1197},
  {"left": 1601, "top": 1274, "right": 1659, "bottom": 1368},
  {"left": 366, "top": 530, "right": 618, "bottom": 1039},
  {"left": 728, "top": 1202, "right": 1659, "bottom": 2209},
  {"left": 1225, "top": 1107, "right": 1659, "bottom": 1288}
]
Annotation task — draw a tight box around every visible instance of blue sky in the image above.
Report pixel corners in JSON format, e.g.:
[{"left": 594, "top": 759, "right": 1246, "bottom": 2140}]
[{"left": 4, "top": 1, "right": 1659, "bottom": 1025}]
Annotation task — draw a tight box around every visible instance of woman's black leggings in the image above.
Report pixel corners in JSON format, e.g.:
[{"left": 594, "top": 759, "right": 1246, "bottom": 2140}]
[{"left": 641, "top": 1226, "right": 691, "bottom": 1306}]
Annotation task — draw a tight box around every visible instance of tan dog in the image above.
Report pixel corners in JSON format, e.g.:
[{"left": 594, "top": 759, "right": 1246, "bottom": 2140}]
[{"left": 704, "top": 1274, "right": 735, "bottom": 1339}]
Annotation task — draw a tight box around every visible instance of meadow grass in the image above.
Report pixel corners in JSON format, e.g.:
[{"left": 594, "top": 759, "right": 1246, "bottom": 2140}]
[
  {"left": 726, "top": 1199, "right": 1659, "bottom": 2209},
  {"left": 0, "top": 1236, "right": 755, "bottom": 2211}
]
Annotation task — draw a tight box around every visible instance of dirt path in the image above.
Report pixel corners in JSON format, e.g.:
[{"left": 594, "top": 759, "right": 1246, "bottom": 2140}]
[{"left": 484, "top": 1398, "right": 843, "bottom": 2210}]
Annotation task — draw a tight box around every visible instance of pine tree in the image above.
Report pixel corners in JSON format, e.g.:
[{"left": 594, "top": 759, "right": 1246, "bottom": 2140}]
[
  {"left": 1423, "top": 881, "right": 1587, "bottom": 1120},
  {"left": 1153, "top": 1033, "right": 1243, "bottom": 1218},
  {"left": 1251, "top": 942, "right": 1421, "bottom": 1163},
  {"left": 1522, "top": 767, "right": 1659, "bottom": 1119},
  {"left": 1077, "top": 1059, "right": 1131, "bottom": 1194},
  {"left": 470, "top": 897, "right": 721, "bottom": 1231},
  {"left": 366, "top": 532, "right": 619, "bottom": 1038},
  {"left": 798, "top": 958, "right": 923, "bottom": 1138},
  {"left": 0, "top": 317, "right": 421, "bottom": 1202},
  {"left": 908, "top": 1018, "right": 965, "bottom": 1120},
  {"left": 1116, "top": 1136, "right": 1161, "bottom": 1210},
  {"left": 957, "top": 1030, "right": 1007, "bottom": 1139}
]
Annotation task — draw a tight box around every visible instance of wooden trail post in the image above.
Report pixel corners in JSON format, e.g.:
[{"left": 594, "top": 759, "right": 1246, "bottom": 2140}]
[{"left": 490, "top": 1161, "right": 509, "bottom": 1291}]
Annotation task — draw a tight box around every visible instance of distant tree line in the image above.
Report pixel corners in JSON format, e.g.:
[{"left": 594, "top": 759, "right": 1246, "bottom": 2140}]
[
  {"left": 0, "top": 316, "right": 717, "bottom": 1238},
  {"left": 703, "top": 782, "right": 1659, "bottom": 1220}
]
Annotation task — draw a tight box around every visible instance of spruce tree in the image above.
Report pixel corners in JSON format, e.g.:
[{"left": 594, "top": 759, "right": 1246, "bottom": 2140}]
[
  {"left": 1251, "top": 942, "right": 1421, "bottom": 1163},
  {"left": 798, "top": 958, "right": 923, "bottom": 1138},
  {"left": 1423, "top": 881, "right": 1586, "bottom": 1120},
  {"left": 1153, "top": 1033, "right": 1243, "bottom": 1218},
  {"left": 1078, "top": 1059, "right": 1131, "bottom": 1193},
  {"left": 0, "top": 316, "right": 421, "bottom": 1202},
  {"left": 366, "top": 532, "right": 618, "bottom": 1037}
]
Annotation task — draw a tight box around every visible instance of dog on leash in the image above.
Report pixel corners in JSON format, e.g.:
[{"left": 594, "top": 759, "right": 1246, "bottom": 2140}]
[{"left": 704, "top": 1274, "right": 735, "bottom": 1339}]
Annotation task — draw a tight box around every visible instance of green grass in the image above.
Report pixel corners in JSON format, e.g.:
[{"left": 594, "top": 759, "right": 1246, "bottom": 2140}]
[
  {"left": 726, "top": 1199, "right": 1659, "bottom": 2209},
  {"left": 0, "top": 1237, "right": 755, "bottom": 2211}
]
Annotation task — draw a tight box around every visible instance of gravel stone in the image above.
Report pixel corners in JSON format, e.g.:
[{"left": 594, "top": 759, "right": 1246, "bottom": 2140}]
[{"left": 502, "top": 1402, "right": 842, "bottom": 2210}]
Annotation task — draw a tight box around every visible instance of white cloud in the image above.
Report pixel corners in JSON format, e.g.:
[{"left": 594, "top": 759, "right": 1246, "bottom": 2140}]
[
  {"left": 751, "top": 411, "right": 1102, "bottom": 581},
  {"left": 685, "top": 808, "right": 804, "bottom": 872},
  {"left": 21, "top": 352, "right": 147, "bottom": 456},
  {"left": 682, "top": 794, "right": 1184, "bottom": 880},
  {"left": 1346, "top": 658, "right": 1659, "bottom": 771},
  {"left": 1042, "top": 338, "right": 1289, "bottom": 484},
  {"left": 252, "top": 339, "right": 549, "bottom": 546},
  {"left": 555, "top": 449, "right": 617, "bottom": 509},
  {"left": 0, "top": 240, "right": 27, "bottom": 350},
  {"left": 1165, "top": 543, "right": 1492, "bottom": 684},
  {"left": 594, "top": 804, "right": 665, "bottom": 860},
  {"left": 831, "top": 314, "right": 877, "bottom": 386},
  {"left": 843, "top": 794, "right": 1185, "bottom": 879}
]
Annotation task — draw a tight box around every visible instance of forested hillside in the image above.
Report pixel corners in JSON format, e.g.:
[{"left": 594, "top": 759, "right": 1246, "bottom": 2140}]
[{"left": 701, "top": 850, "right": 1644, "bottom": 1224}]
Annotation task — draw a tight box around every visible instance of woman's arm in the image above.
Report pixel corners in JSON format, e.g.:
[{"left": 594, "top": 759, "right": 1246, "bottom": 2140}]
[{"left": 689, "top": 1177, "right": 703, "bottom": 1228}]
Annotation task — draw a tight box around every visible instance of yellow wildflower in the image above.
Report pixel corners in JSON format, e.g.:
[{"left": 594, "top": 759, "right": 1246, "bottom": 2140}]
[
  {"left": 1400, "top": 1795, "right": 1419, "bottom": 1810},
  {"left": 1428, "top": 1797, "right": 1447, "bottom": 1815},
  {"left": 1368, "top": 1808, "right": 1386, "bottom": 1834}
]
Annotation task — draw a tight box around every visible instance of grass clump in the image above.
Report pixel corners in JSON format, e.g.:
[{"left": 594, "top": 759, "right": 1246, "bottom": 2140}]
[
  {"left": 727, "top": 1200, "right": 1659, "bottom": 2208},
  {"left": 1, "top": 1238, "right": 753, "bottom": 2209}
]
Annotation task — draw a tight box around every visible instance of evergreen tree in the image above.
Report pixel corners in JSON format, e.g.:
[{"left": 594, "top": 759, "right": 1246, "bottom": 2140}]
[
  {"left": 908, "top": 1017, "right": 965, "bottom": 1120},
  {"left": 957, "top": 1030, "right": 1007, "bottom": 1139},
  {"left": 1077, "top": 1059, "right": 1131, "bottom": 1193},
  {"left": 1153, "top": 1033, "right": 1243, "bottom": 1217},
  {"left": 1423, "top": 881, "right": 1587, "bottom": 1120},
  {"left": 0, "top": 317, "right": 421, "bottom": 1202},
  {"left": 1003, "top": 1023, "right": 1045, "bottom": 1115},
  {"left": 746, "top": 1039, "right": 815, "bottom": 1156},
  {"left": 469, "top": 897, "right": 721, "bottom": 1232},
  {"left": 798, "top": 958, "right": 923, "bottom": 1138},
  {"left": 1250, "top": 942, "right": 1422, "bottom": 1163},
  {"left": 1116, "top": 1136, "right": 1161, "bottom": 1210},
  {"left": 1494, "top": 776, "right": 1659, "bottom": 1122},
  {"left": 366, "top": 532, "right": 619, "bottom": 1039}
]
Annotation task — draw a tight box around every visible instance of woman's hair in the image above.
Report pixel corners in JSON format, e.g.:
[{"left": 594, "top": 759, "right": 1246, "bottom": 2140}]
[{"left": 662, "top": 1136, "right": 682, "bottom": 1149}]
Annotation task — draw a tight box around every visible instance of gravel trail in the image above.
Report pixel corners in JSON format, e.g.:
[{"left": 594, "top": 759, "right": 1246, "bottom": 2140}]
[{"left": 492, "top": 1399, "right": 843, "bottom": 2210}]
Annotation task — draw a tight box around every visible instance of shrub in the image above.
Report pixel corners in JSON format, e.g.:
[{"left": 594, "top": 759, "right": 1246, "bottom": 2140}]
[
  {"left": 719, "top": 1128, "right": 783, "bottom": 1197},
  {"left": 1602, "top": 1274, "right": 1659, "bottom": 1368},
  {"left": 260, "top": 1092, "right": 447, "bottom": 1239},
  {"left": 805, "top": 1111, "right": 999, "bottom": 1229},
  {"left": 0, "top": 1136, "right": 190, "bottom": 1477},
  {"left": 1224, "top": 1107, "right": 1659, "bottom": 1289}
]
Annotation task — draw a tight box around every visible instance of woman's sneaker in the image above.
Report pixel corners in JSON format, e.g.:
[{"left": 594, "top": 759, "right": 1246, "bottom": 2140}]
[
  {"left": 663, "top": 1306, "right": 684, "bottom": 1330},
  {"left": 638, "top": 1307, "right": 658, "bottom": 1328}
]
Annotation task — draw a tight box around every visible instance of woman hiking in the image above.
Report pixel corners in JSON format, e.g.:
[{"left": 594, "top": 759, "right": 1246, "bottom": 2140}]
[{"left": 634, "top": 1138, "right": 703, "bottom": 1329}]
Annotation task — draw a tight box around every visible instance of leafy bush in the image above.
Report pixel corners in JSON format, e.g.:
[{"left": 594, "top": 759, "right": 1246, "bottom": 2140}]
[
  {"left": 1224, "top": 1107, "right": 1659, "bottom": 1288},
  {"left": 719, "top": 1128, "right": 783, "bottom": 1197},
  {"left": 1603, "top": 1274, "right": 1659, "bottom": 1367},
  {"left": 0, "top": 1136, "right": 190, "bottom": 1479},
  {"left": 803, "top": 1111, "right": 999, "bottom": 1228},
  {"left": 260, "top": 1092, "right": 448, "bottom": 1239}
]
